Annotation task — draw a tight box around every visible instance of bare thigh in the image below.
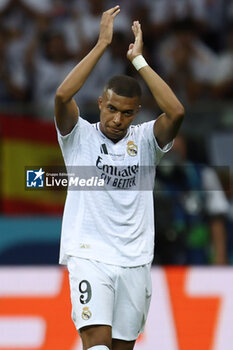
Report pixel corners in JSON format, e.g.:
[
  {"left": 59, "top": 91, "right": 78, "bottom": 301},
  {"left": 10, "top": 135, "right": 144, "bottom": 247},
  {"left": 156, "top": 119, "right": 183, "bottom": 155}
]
[
  {"left": 80, "top": 325, "right": 112, "bottom": 350},
  {"left": 112, "top": 338, "right": 136, "bottom": 350},
  {"left": 79, "top": 325, "right": 136, "bottom": 350}
]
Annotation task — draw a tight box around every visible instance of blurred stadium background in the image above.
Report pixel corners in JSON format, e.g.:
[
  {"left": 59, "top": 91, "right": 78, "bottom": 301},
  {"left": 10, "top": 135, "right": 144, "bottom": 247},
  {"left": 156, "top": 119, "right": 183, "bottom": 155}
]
[{"left": 0, "top": 0, "right": 233, "bottom": 349}]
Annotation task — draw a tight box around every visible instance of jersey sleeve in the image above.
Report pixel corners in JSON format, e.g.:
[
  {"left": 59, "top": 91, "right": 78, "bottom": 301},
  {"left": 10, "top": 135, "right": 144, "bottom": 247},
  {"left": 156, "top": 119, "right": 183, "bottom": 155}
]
[
  {"left": 54, "top": 116, "right": 92, "bottom": 164},
  {"left": 139, "top": 120, "right": 174, "bottom": 165}
]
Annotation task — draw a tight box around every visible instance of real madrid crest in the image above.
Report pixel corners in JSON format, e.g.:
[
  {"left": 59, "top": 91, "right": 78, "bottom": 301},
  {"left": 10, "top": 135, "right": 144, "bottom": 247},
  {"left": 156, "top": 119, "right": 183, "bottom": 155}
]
[
  {"left": 82, "top": 306, "right": 92, "bottom": 320},
  {"left": 127, "top": 141, "right": 138, "bottom": 157}
]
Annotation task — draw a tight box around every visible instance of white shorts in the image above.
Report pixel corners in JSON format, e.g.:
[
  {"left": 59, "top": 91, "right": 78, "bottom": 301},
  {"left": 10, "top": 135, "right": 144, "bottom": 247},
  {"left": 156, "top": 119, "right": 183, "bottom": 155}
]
[{"left": 67, "top": 256, "right": 152, "bottom": 341}]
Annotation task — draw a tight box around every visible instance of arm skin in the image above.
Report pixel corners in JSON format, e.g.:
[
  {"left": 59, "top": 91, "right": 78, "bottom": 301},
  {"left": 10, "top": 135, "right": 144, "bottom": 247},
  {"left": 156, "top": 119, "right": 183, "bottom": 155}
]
[
  {"left": 55, "top": 6, "right": 120, "bottom": 136},
  {"left": 127, "top": 21, "right": 185, "bottom": 148}
]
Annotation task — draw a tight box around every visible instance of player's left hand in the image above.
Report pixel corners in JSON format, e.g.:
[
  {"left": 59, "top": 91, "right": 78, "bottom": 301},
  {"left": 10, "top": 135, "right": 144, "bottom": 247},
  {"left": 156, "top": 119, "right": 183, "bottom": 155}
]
[{"left": 127, "top": 21, "right": 143, "bottom": 61}]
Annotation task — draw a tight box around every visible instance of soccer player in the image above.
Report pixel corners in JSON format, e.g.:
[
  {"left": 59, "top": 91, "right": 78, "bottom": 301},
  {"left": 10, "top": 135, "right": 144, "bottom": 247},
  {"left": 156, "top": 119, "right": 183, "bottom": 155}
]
[{"left": 55, "top": 6, "right": 184, "bottom": 350}]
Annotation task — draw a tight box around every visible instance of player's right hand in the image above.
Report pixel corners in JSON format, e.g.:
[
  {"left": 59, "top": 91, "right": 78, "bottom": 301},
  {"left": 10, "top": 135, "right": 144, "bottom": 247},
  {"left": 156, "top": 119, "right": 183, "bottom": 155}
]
[{"left": 98, "top": 6, "right": 120, "bottom": 46}]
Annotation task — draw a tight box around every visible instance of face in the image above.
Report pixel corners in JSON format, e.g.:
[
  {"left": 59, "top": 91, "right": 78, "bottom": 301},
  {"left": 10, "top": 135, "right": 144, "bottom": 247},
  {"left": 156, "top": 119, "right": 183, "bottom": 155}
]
[{"left": 98, "top": 89, "right": 140, "bottom": 142}]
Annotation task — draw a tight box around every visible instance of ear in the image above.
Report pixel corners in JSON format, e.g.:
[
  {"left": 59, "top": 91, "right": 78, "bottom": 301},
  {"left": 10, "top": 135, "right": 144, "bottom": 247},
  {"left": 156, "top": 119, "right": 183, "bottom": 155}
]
[{"left": 98, "top": 96, "right": 103, "bottom": 110}]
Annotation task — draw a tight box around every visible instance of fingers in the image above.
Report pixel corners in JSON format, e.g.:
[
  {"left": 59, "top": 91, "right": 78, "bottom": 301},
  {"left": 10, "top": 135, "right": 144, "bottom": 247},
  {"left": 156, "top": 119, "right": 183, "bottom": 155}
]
[
  {"left": 105, "top": 5, "right": 120, "bottom": 17},
  {"left": 128, "top": 43, "right": 134, "bottom": 50},
  {"left": 112, "top": 7, "right": 120, "bottom": 18},
  {"left": 132, "top": 21, "right": 142, "bottom": 41},
  {"left": 132, "top": 21, "right": 142, "bottom": 37}
]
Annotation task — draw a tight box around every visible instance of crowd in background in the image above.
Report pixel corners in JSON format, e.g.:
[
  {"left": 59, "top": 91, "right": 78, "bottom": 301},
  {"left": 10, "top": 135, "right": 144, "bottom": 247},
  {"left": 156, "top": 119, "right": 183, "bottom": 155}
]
[
  {"left": 0, "top": 0, "right": 233, "bottom": 265},
  {"left": 1, "top": 0, "right": 233, "bottom": 116}
]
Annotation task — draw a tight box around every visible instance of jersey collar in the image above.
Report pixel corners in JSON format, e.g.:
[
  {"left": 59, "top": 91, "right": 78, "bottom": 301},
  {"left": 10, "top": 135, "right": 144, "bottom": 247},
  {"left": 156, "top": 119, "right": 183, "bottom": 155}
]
[{"left": 96, "top": 122, "right": 130, "bottom": 143}]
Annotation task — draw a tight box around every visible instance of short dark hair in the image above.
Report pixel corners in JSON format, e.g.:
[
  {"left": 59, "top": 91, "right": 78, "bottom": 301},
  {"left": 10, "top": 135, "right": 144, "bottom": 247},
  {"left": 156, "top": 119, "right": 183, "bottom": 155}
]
[{"left": 103, "top": 75, "right": 142, "bottom": 98}]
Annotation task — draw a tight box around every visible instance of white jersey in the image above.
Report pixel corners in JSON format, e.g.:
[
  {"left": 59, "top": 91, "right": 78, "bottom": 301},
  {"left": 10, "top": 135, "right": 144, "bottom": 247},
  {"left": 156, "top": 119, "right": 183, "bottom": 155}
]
[{"left": 56, "top": 116, "right": 172, "bottom": 267}]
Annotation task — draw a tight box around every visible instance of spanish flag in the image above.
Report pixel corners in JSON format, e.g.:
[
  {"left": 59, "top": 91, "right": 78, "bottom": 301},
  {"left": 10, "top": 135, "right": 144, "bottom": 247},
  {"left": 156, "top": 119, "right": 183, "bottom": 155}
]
[{"left": 0, "top": 115, "right": 65, "bottom": 214}]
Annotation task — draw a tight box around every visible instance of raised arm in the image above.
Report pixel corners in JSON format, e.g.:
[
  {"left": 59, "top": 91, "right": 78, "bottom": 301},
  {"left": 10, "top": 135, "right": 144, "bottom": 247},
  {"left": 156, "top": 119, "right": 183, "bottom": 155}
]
[
  {"left": 55, "top": 6, "right": 120, "bottom": 135},
  {"left": 127, "top": 21, "right": 185, "bottom": 148}
]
